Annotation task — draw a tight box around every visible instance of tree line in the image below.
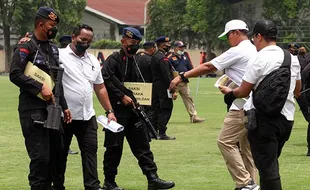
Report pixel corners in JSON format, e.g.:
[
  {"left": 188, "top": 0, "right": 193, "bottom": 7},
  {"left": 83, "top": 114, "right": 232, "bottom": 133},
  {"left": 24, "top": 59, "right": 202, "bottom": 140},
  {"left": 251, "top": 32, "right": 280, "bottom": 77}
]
[
  {"left": 146, "top": 0, "right": 310, "bottom": 57},
  {"left": 1, "top": 0, "right": 310, "bottom": 72},
  {"left": 0, "top": 0, "right": 86, "bottom": 72}
]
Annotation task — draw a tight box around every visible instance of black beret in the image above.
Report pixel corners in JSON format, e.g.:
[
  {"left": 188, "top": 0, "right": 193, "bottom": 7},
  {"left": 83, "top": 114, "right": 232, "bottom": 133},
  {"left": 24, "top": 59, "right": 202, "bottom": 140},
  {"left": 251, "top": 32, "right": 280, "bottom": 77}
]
[
  {"left": 155, "top": 36, "right": 171, "bottom": 43},
  {"left": 143, "top": 41, "right": 155, "bottom": 49},
  {"left": 59, "top": 35, "right": 72, "bottom": 43},
  {"left": 37, "top": 6, "right": 60, "bottom": 23},
  {"left": 123, "top": 27, "right": 142, "bottom": 41}
]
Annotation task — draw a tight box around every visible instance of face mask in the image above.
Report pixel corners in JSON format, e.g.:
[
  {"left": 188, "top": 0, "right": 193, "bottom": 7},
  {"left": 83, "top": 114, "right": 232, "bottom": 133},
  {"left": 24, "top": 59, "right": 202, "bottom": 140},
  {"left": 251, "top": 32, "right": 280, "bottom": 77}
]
[
  {"left": 163, "top": 46, "right": 171, "bottom": 53},
  {"left": 46, "top": 26, "right": 58, "bottom": 39},
  {"left": 75, "top": 41, "right": 90, "bottom": 54},
  {"left": 127, "top": 44, "right": 140, "bottom": 55},
  {"left": 177, "top": 50, "right": 184, "bottom": 55}
]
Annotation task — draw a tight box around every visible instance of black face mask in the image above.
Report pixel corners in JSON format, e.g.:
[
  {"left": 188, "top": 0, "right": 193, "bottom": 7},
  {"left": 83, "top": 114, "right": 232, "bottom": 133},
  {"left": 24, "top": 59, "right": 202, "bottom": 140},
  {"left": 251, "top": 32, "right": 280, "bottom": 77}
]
[
  {"left": 46, "top": 26, "right": 58, "bottom": 39},
  {"left": 75, "top": 41, "right": 90, "bottom": 54},
  {"left": 163, "top": 46, "right": 171, "bottom": 53},
  {"left": 127, "top": 44, "right": 140, "bottom": 55}
]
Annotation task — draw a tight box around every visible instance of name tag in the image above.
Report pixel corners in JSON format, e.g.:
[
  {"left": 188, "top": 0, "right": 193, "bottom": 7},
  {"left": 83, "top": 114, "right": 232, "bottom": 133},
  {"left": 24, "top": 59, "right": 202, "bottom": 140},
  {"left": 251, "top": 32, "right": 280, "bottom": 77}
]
[
  {"left": 124, "top": 82, "right": 152, "bottom": 105},
  {"left": 24, "top": 62, "right": 54, "bottom": 101}
]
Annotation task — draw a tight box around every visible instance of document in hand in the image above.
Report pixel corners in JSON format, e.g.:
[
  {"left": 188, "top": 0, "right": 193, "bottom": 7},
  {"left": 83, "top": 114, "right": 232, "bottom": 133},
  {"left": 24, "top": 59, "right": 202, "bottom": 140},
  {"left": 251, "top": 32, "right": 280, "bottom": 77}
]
[
  {"left": 97, "top": 115, "right": 124, "bottom": 133},
  {"left": 24, "top": 62, "right": 55, "bottom": 101},
  {"left": 214, "top": 74, "right": 238, "bottom": 89}
]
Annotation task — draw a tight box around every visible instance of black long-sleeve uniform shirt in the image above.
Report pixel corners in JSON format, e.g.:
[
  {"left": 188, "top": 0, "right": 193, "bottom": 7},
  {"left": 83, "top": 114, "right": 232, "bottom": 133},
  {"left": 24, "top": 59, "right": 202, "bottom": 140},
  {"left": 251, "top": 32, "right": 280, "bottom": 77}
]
[
  {"left": 150, "top": 50, "right": 174, "bottom": 97},
  {"left": 136, "top": 52, "right": 153, "bottom": 83},
  {"left": 9, "top": 35, "right": 68, "bottom": 114},
  {"left": 101, "top": 49, "right": 137, "bottom": 107}
]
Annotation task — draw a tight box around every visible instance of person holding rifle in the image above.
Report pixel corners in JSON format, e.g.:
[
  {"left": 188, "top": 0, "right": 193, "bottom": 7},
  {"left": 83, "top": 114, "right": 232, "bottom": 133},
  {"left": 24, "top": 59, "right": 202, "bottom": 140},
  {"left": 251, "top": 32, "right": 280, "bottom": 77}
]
[
  {"left": 9, "top": 6, "right": 71, "bottom": 190},
  {"left": 101, "top": 27, "right": 175, "bottom": 190}
]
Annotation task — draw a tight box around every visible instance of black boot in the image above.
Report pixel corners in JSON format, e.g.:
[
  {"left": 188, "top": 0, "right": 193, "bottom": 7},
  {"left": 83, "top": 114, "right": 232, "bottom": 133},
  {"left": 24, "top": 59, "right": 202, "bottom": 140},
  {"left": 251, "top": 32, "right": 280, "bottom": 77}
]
[
  {"left": 307, "top": 148, "right": 310, "bottom": 156},
  {"left": 147, "top": 173, "right": 175, "bottom": 190},
  {"left": 102, "top": 180, "right": 124, "bottom": 190},
  {"left": 31, "top": 185, "right": 49, "bottom": 190}
]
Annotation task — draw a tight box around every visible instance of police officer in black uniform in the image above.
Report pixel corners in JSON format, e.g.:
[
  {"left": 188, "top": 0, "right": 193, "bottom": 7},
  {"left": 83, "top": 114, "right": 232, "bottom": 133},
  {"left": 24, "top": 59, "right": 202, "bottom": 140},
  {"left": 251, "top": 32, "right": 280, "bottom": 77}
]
[
  {"left": 9, "top": 7, "right": 72, "bottom": 190},
  {"left": 101, "top": 27, "right": 175, "bottom": 190},
  {"left": 136, "top": 41, "right": 157, "bottom": 130},
  {"left": 151, "top": 36, "right": 176, "bottom": 140},
  {"left": 136, "top": 41, "right": 156, "bottom": 83}
]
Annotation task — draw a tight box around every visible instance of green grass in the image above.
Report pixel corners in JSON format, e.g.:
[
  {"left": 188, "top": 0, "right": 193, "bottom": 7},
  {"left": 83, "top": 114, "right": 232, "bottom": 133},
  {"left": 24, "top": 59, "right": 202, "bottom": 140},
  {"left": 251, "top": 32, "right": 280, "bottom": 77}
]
[{"left": 0, "top": 75, "right": 310, "bottom": 190}]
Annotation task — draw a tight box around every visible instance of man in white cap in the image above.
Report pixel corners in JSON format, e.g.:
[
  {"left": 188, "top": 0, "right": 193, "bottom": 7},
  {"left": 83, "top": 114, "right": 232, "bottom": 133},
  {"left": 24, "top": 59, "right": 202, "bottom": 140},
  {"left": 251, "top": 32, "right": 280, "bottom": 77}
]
[{"left": 169, "top": 20, "right": 259, "bottom": 190}]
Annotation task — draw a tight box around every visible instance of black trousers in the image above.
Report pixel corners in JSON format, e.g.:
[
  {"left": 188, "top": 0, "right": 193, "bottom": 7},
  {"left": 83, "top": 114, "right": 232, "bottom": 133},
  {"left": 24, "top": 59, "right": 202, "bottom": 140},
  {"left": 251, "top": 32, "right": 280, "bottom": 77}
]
[
  {"left": 152, "top": 95, "right": 173, "bottom": 135},
  {"left": 248, "top": 113, "right": 293, "bottom": 190},
  {"left": 103, "top": 106, "right": 157, "bottom": 182},
  {"left": 296, "top": 95, "right": 310, "bottom": 147},
  {"left": 19, "top": 109, "right": 63, "bottom": 190},
  {"left": 56, "top": 116, "right": 100, "bottom": 190}
]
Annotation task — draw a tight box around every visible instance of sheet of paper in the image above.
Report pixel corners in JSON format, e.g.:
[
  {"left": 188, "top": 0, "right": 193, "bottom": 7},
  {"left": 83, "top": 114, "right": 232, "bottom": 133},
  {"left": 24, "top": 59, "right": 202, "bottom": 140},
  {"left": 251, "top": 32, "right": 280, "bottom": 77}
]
[
  {"left": 97, "top": 115, "right": 124, "bottom": 133},
  {"left": 24, "top": 61, "right": 55, "bottom": 101},
  {"left": 167, "top": 89, "right": 172, "bottom": 98},
  {"left": 214, "top": 74, "right": 238, "bottom": 89}
]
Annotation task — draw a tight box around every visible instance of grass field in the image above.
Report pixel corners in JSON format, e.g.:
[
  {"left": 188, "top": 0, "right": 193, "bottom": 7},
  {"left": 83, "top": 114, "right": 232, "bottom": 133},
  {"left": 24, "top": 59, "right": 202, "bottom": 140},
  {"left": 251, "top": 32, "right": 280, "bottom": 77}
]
[{"left": 0, "top": 75, "right": 310, "bottom": 190}]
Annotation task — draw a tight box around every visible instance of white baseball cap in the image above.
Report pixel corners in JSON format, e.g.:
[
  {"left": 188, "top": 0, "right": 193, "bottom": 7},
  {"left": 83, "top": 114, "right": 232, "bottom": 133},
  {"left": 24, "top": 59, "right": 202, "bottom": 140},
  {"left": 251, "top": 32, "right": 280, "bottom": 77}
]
[{"left": 218, "top": 19, "right": 249, "bottom": 40}]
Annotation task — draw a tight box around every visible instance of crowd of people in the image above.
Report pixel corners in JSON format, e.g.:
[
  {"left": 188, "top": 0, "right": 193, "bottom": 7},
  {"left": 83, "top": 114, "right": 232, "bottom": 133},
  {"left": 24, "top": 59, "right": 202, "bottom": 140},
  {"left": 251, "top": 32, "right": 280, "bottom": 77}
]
[{"left": 9, "top": 5, "right": 310, "bottom": 190}]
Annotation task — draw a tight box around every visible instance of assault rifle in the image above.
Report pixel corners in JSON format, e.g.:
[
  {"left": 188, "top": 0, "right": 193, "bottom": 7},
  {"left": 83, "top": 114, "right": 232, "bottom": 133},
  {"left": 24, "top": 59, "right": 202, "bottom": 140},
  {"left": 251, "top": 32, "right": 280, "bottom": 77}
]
[
  {"left": 106, "top": 73, "right": 158, "bottom": 139},
  {"left": 124, "top": 88, "right": 158, "bottom": 139},
  {"left": 34, "top": 66, "right": 64, "bottom": 130}
]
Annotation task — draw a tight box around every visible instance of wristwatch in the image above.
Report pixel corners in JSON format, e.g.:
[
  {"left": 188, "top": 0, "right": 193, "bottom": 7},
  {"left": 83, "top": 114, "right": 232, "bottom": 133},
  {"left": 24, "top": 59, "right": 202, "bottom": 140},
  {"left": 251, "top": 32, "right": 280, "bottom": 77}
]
[
  {"left": 105, "top": 109, "right": 114, "bottom": 116},
  {"left": 179, "top": 72, "right": 187, "bottom": 82}
]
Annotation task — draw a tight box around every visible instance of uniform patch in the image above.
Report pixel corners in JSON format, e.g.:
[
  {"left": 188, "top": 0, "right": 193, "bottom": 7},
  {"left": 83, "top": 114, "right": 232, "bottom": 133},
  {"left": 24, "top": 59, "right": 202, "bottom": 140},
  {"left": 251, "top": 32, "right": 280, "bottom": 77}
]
[
  {"left": 48, "top": 12, "right": 58, "bottom": 21},
  {"left": 172, "top": 57, "right": 177, "bottom": 61},
  {"left": 20, "top": 48, "right": 30, "bottom": 54},
  {"left": 19, "top": 48, "right": 30, "bottom": 62}
]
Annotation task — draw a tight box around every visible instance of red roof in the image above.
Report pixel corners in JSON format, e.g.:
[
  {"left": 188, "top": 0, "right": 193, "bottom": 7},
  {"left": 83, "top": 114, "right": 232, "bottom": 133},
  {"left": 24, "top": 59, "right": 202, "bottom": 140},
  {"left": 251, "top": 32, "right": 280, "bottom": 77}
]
[{"left": 87, "top": 0, "right": 149, "bottom": 26}]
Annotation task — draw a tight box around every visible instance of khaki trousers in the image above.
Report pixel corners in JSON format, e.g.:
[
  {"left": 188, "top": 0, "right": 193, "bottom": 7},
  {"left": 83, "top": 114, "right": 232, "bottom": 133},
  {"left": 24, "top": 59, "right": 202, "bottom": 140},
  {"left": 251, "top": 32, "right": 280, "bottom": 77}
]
[
  {"left": 177, "top": 82, "right": 197, "bottom": 117},
  {"left": 217, "top": 110, "right": 257, "bottom": 188}
]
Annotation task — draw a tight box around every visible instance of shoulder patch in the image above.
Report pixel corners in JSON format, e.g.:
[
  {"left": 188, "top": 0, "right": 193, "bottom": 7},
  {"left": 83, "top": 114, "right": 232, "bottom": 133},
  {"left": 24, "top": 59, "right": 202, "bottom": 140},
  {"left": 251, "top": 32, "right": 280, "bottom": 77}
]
[
  {"left": 172, "top": 57, "right": 177, "bottom": 61},
  {"left": 19, "top": 48, "right": 30, "bottom": 54},
  {"left": 163, "top": 58, "right": 169, "bottom": 62}
]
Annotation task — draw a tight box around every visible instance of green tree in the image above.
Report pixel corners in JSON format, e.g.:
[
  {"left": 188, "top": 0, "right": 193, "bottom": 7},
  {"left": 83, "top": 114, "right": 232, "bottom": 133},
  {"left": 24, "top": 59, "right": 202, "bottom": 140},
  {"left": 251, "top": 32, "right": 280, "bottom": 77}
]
[
  {"left": 185, "top": 0, "right": 232, "bottom": 56},
  {"left": 263, "top": 0, "right": 310, "bottom": 48},
  {"left": 146, "top": 0, "right": 197, "bottom": 47},
  {"left": 0, "top": 0, "right": 18, "bottom": 72},
  {"left": 0, "top": 0, "right": 86, "bottom": 72},
  {"left": 146, "top": 0, "right": 165, "bottom": 41}
]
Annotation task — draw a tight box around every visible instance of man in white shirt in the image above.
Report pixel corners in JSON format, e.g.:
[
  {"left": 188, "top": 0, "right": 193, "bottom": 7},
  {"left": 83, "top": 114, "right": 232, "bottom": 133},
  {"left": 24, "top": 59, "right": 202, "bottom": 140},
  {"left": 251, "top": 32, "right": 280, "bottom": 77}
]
[
  {"left": 56, "top": 24, "right": 116, "bottom": 190},
  {"left": 219, "top": 20, "right": 301, "bottom": 190},
  {"left": 169, "top": 20, "right": 258, "bottom": 190}
]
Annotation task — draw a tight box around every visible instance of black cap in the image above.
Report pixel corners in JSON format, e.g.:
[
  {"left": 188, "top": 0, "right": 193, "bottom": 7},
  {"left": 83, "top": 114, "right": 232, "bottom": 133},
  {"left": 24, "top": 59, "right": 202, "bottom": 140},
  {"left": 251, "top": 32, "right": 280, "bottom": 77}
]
[
  {"left": 37, "top": 6, "right": 60, "bottom": 23},
  {"left": 250, "top": 20, "right": 277, "bottom": 39},
  {"left": 173, "top": 41, "right": 186, "bottom": 47},
  {"left": 288, "top": 42, "right": 300, "bottom": 49},
  {"left": 143, "top": 41, "right": 155, "bottom": 49},
  {"left": 59, "top": 35, "right": 72, "bottom": 43}
]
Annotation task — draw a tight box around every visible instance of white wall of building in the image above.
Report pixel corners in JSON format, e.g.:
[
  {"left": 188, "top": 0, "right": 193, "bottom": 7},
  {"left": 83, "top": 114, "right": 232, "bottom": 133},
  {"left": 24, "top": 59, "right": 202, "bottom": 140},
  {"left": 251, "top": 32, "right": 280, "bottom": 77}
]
[{"left": 82, "top": 11, "right": 121, "bottom": 41}]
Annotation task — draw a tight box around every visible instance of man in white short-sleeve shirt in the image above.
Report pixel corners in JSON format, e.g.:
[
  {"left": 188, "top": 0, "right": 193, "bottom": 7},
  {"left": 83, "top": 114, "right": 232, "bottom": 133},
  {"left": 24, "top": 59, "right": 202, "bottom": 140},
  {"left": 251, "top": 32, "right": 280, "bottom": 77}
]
[
  {"left": 56, "top": 24, "right": 116, "bottom": 190},
  {"left": 220, "top": 20, "right": 301, "bottom": 190},
  {"left": 170, "top": 20, "right": 259, "bottom": 190}
]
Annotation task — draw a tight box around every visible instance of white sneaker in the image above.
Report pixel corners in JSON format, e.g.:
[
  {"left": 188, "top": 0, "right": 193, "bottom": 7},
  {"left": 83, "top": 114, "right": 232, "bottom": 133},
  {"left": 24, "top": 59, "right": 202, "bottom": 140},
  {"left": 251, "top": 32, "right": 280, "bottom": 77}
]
[{"left": 235, "top": 180, "right": 260, "bottom": 190}]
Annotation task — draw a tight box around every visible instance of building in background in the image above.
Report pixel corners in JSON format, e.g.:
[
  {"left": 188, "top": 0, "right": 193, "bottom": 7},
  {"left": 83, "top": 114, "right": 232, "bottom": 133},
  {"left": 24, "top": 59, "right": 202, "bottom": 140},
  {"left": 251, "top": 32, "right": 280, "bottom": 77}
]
[{"left": 83, "top": 0, "right": 149, "bottom": 41}]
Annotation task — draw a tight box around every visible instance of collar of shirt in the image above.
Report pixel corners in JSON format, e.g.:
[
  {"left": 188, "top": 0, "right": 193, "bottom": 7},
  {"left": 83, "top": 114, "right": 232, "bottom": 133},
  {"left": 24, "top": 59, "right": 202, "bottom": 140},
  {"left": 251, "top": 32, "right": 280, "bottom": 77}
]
[{"left": 258, "top": 44, "right": 279, "bottom": 53}]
